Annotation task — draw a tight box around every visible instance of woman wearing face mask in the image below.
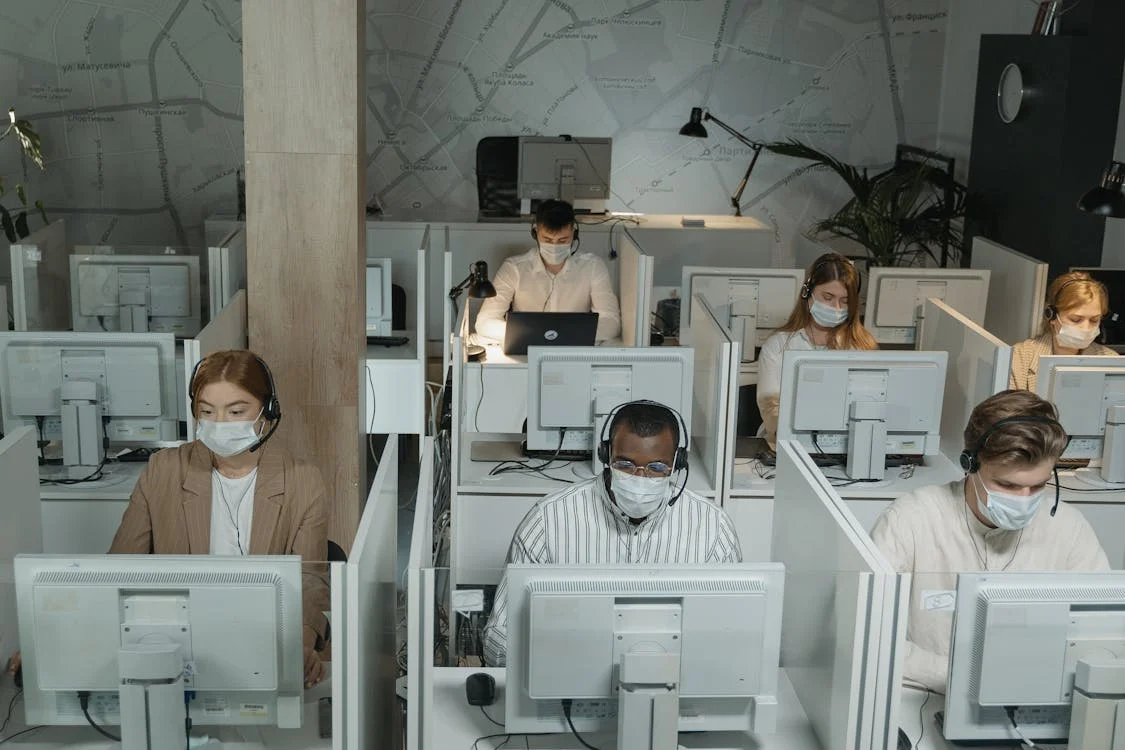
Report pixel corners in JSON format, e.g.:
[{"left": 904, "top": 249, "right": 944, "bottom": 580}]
[
  {"left": 1010, "top": 271, "right": 1117, "bottom": 391},
  {"left": 756, "top": 252, "right": 878, "bottom": 448},
  {"left": 108, "top": 349, "right": 330, "bottom": 689},
  {"left": 871, "top": 390, "right": 1109, "bottom": 693}
]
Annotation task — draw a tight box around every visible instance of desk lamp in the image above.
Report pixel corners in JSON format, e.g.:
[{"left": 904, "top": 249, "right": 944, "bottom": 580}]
[
  {"left": 449, "top": 260, "right": 497, "bottom": 359},
  {"left": 679, "top": 106, "right": 765, "bottom": 217},
  {"left": 1078, "top": 160, "right": 1125, "bottom": 218}
]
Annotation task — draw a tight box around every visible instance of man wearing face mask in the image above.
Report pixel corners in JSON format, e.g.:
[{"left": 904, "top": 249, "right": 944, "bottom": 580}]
[
  {"left": 871, "top": 390, "right": 1109, "bottom": 693},
  {"left": 474, "top": 199, "right": 622, "bottom": 344},
  {"left": 481, "top": 401, "right": 741, "bottom": 667}
]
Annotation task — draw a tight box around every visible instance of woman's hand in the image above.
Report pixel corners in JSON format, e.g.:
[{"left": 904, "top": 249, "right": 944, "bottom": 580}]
[
  {"left": 302, "top": 626, "right": 324, "bottom": 688},
  {"left": 6, "top": 651, "right": 19, "bottom": 678}
]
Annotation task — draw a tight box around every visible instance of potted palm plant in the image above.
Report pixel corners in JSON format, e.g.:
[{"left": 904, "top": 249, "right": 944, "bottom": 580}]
[
  {"left": 764, "top": 140, "right": 972, "bottom": 267},
  {"left": 1, "top": 107, "right": 47, "bottom": 243}
]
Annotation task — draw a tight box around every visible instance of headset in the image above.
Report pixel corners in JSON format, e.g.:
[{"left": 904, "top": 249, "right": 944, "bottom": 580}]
[
  {"left": 800, "top": 253, "right": 859, "bottom": 299},
  {"left": 189, "top": 352, "right": 282, "bottom": 453},
  {"left": 597, "top": 400, "right": 690, "bottom": 506},
  {"left": 958, "top": 415, "right": 1066, "bottom": 516},
  {"left": 531, "top": 221, "right": 580, "bottom": 255},
  {"left": 1043, "top": 276, "right": 1115, "bottom": 323}
]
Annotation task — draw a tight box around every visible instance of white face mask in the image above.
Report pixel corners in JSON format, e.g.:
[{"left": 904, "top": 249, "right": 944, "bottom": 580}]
[
  {"left": 973, "top": 472, "right": 1044, "bottom": 531},
  {"left": 539, "top": 242, "right": 573, "bottom": 265},
  {"left": 197, "top": 409, "right": 264, "bottom": 457},
  {"left": 1055, "top": 322, "right": 1099, "bottom": 350},
  {"left": 809, "top": 298, "right": 848, "bottom": 328},
  {"left": 609, "top": 469, "right": 673, "bottom": 520}
]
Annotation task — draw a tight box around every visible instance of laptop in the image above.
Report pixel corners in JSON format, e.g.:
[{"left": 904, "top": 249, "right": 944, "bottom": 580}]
[{"left": 502, "top": 312, "right": 599, "bottom": 355}]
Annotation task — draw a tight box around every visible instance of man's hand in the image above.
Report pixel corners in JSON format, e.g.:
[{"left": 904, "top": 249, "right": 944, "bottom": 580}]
[
  {"left": 6, "top": 651, "right": 19, "bottom": 677},
  {"left": 303, "top": 626, "right": 324, "bottom": 688}
]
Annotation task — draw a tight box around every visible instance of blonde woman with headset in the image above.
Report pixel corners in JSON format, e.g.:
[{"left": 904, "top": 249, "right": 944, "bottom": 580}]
[
  {"left": 756, "top": 252, "right": 878, "bottom": 448},
  {"left": 1010, "top": 271, "right": 1117, "bottom": 392}
]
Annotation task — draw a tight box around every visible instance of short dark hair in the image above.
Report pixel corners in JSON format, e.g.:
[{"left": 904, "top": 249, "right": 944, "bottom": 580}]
[
  {"left": 608, "top": 401, "right": 679, "bottom": 449},
  {"left": 963, "top": 390, "right": 1069, "bottom": 467},
  {"left": 534, "top": 199, "right": 575, "bottom": 231}
]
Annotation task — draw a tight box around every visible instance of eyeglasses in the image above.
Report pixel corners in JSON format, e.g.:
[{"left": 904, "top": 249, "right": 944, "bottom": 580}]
[{"left": 610, "top": 459, "right": 673, "bottom": 477}]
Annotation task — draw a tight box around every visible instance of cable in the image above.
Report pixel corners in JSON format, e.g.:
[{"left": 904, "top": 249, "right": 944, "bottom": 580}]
[
  {"left": 480, "top": 705, "right": 504, "bottom": 728},
  {"left": 1004, "top": 706, "right": 1037, "bottom": 747},
  {"left": 78, "top": 691, "right": 120, "bottom": 742},
  {"left": 0, "top": 726, "right": 43, "bottom": 745},
  {"left": 472, "top": 732, "right": 522, "bottom": 750},
  {"left": 915, "top": 688, "right": 933, "bottom": 749},
  {"left": 561, "top": 700, "right": 601, "bottom": 750},
  {"left": 474, "top": 362, "right": 485, "bottom": 431},
  {"left": 40, "top": 457, "right": 107, "bottom": 485},
  {"left": 0, "top": 690, "right": 21, "bottom": 738},
  {"left": 366, "top": 366, "right": 377, "bottom": 433}
]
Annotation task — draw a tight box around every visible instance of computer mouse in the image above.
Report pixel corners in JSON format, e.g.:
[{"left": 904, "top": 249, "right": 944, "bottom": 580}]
[
  {"left": 465, "top": 672, "right": 496, "bottom": 706},
  {"left": 897, "top": 727, "right": 911, "bottom": 750}
]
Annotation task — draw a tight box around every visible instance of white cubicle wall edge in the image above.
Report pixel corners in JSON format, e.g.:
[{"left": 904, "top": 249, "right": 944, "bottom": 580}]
[
  {"left": 11, "top": 219, "right": 70, "bottom": 332},
  {"left": 346, "top": 436, "right": 400, "bottom": 750},
  {"left": 449, "top": 335, "right": 464, "bottom": 509},
  {"left": 688, "top": 294, "right": 736, "bottom": 494},
  {"left": 442, "top": 251, "right": 452, "bottom": 377},
  {"left": 970, "top": 236, "right": 1047, "bottom": 345},
  {"left": 618, "top": 230, "right": 650, "bottom": 347},
  {"left": 919, "top": 298, "right": 1012, "bottom": 464},
  {"left": 405, "top": 438, "right": 435, "bottom": 750},
  {"left": 183, "top": 289, "right": 249, "bottom": 441},
  {"left": 773, "top": 440, "right": 897, "bottom": 750},
  {"left": 329, "top": 559, "right": 349, "bottom": 750},
  {"left": 0, "top": 426, "right": 42, "bottom": 665}
]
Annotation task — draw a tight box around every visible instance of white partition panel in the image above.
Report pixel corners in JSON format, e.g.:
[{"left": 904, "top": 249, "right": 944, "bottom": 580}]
[
  {"left": 183, "top": 289, "right": 249, "bottom": 440},
  {"left": 442, "top": 247, "right": 453, "bottom": 375},
  {"left": 688, "top": 294, "right": 738, "bottom": 493},
  {"left": 407, "top": 442, "right": 436, "bottom": 750},
  {"left": 207, "top": 226, "right": 247, "bottom": 319},
  {"left": 619, "top": 229, "right": 653, "bottom": 347},
  {"left": 919, "top": 298, "right": 1012, "bottom": 462},
  {"left": 345, "top": 436, "right": 401, "bottom": 750},
  {"left": 10, "top": 218, "right": 69, "bottom": 331},
  {"left": 971, "top": 236, "right": 1047, "bottom": 344},
  {"left": 329, "top": 560, "right": 349, "bottom": 750},
  {"left": 0, "top": 427, "right": 42, "bottom": 662},
  {"left": 774, "top": 440, "right": 903, "bottom": 750}
]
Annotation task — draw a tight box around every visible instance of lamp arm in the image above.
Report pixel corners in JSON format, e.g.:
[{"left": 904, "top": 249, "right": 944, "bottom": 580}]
[
  {"left": 730, "top": 144, "right": 764, "bottom": 217},
  {"left": 448, "top": 274, "right": 472, "bottom": 300},
  {"left": 702, "top": 112, "right": 762, "bottom": 149}
]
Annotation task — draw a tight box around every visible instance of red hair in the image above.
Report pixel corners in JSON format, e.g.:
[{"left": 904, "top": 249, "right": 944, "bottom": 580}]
[{"left": 189, "top": 350, "right": 271, "bottom": 418}]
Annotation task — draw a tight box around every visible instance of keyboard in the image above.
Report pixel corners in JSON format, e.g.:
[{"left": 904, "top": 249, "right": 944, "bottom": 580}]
[{"left": 367, "top": 335, "right": 410, "bottom": 347}]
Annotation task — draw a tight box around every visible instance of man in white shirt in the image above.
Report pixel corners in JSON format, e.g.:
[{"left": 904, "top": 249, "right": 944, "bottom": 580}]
[
  {"left": 482, "top": 400, "right": 742, "bottom": 667},
  {"left": 475, "top": 199, "right": 622, "bottom": 344},
  {"left": 872, "top": 390, "right": 1110, "bottom": 693}
]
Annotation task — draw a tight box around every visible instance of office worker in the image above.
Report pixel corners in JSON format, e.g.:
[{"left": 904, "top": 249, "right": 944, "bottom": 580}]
[
  {"left": 756, "top": 252, "right": 877, "bottom": 448},
  {"left": 474, "top": 198, "right": 622, "bottom": 344},
  {"left": 109, "top": 349, "right": 330, "bottom": 688},
  {"left": 871, "top": 390, "right": 1109, "bottom": 693},
  {"left": 1010, "top": 270, "right": 1117, "bottom": 391},
  {"left": 481, "top": 401, "right": 742, "bottom": 667}
]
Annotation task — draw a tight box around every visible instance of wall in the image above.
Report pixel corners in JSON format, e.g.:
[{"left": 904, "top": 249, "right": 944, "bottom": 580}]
[{"left": 1, "top": 0, "right": 953, "bottom": 269}]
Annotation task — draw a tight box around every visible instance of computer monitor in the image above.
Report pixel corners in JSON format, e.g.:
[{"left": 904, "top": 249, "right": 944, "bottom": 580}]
[
  {"left": 944, "top": 571, "right": 1125, "bottom": 744},
  {"left": 517, "top": 136, "right": 611, "bottom": 212},
  {"left": 526, "top": 346, "right": 694, "bottom": 470},
  {"left": 1035, "top": 355, "right": 1125, "bottom": 486},
  {"left": 776, "top": 350, "right": 948, "bottom": 480},
  {"left": 0, "top": 332, "right": 179, "bottom": 473},
  {"left": 504, "top": 563, "right": 785, "bottom": 747},
  {"left": 865, "top": 267, "right": 990, "bottom": 345},
  {"left": 70, "top": 254, "right": 202, "bottom": 337},
  {"left": 679, "top": 266, "right": 804, "bottom": 361},
  {"left": 366, "top": 258, "right": 393, "bottom": 336},
  {"left": 207, "top": 228, "right": 246, "bottom": 319},
  {"left": 1070, "top": 267, "right": 1125, "bottom": 352},
  {"left": 15, "top": 554, "right": 304, "bottom": 743}
]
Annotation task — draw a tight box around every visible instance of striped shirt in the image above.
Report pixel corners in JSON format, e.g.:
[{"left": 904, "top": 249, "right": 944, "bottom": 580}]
[
  {"left": 482, "top": 476, "right": 742, "bottom": 667},
  {"left": 1009, "top": 331, "right": 1117, "bottom": 391}
]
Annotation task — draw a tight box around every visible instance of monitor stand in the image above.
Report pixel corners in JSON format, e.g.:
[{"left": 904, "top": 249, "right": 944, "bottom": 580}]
[
  {"left": 617, "top": 652, "right": 681, "bottom": 750},
  {"left": 118, "top": 644, "right": 185, "bottom": 750}
]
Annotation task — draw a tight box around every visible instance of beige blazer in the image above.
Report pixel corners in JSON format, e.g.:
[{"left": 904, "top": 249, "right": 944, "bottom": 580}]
[{"left": 109, "top": 440, "right": 330, "bottom": 640}]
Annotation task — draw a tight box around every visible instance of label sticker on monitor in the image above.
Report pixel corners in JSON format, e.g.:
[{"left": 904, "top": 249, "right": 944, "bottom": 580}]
[
  {"left": 240, "top": 703, "right": 269, "bottom": 718},
  {"left": 202, "top": 697, "right": 230, "bottom": 717}
]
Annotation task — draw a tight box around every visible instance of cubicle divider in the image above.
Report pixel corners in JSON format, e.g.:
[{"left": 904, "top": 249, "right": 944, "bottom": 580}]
[
  {"left": 183, "top": 288, "right": 248, "bottom": 440},
  {"left": 970, "top": 236, "right": 1047, "bottom": 345},
  {"left": 689, "top": 294, "right": 739, "bottom": 498},
  {"left": 619, "top": 228, "right": 653, "bottom": 347},
  {"left": 328, "top": 559, "right": 349, "bottom": 750},
  {"left": 773, "top": 440, "right": 905, "bottom": 750},
  {"left": 10, "top": 218, "right": 69, "bottom": 331},
  {"left": 919, "top": 298, "right": 1012, "bottom": 463},
  {"left": 0, "top": 427, "right": 42, "bottom": 662},
  {"left": 207, "top": 225, "right": 246, "bottom": 319},
  {"left": 342, "top": 435, "right": 403, "bottom": 749},
  {"left": 407, "top": 439, "right": 436, "bottom": 750}
]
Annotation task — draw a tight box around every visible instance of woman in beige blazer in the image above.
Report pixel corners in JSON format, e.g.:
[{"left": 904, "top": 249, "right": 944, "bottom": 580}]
[
  {"left": 1010, "top": 271, "right": 1118, "bottom": 392},
  {"left": 110, "top": 349, "right": 330, "bottom": 688}
]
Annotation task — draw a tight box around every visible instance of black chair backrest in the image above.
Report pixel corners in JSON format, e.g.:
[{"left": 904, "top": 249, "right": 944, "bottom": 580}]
[
  {"left": 327, "top": 540, "right": 348, "bottom": 562},
  {"left": 476, "top": 136, "right": 520, "bottom": 218}
]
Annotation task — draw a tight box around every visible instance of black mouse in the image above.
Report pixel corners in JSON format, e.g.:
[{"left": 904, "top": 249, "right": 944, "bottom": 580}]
[
  {"left": 465, "top": 672, "right": 495, "bottom": 706},
  {"left": 897, "top": 727, "right": 911, "bottom": 750},
  {"left": 13, "top": 664, "right": 22, "bottom": 689}
]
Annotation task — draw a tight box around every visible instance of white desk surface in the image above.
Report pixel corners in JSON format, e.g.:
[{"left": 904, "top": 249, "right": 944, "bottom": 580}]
[
  {"left": 459, "top": 434, "right": 718, "bottom": 497},
  {"left": 366, "top": 329, "right": 419, "bottom": 361},
  {"left": 898, "top": 688, "right": 1065, "bottom": 750},
  {"left": 0, "top": 665, "right": 332, "bottom": 749},
  {"left": 729, "top": 453, "right": 964, "bottom": 500},
  {"left": 37, "top": 462, "right": 144, "bottom": 502},
  {"left": 430, "top": 665, "right": 818, "bottom": 750}
]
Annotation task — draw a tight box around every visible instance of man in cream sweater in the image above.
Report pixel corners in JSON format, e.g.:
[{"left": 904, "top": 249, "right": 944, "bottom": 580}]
[{"left": 872, "top": 390, "right": 1110, "bottom": 693}]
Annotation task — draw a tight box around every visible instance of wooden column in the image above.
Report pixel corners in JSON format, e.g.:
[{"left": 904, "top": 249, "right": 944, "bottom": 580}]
[{"left": 243, "top": 0, "right": 365, "bottom": 550}]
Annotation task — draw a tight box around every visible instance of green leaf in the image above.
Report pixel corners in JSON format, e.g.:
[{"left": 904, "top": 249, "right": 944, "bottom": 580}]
[
  {"left": 34, "top": 199, "right": 47, "bottom": 225},
  {"left": 16, "top": 183, "right": 26, "bottom": 206},
  {"left": 14, "top": 210, "right": 28, "bottom": 239},
  {"left": 0, "top": 206, "right": 15, "bottom": 244}
]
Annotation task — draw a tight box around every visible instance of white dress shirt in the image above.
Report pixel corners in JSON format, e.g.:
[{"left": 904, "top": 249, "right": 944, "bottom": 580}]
[
  {"left": 482, "top": 475, "right": 742, "bottom": 667},
  {"left": 209, "top": 468, "right": 257, "bottom": 556},
  {"left": 474, "top": 247, "right": 622, "bottom": 343},
  {"left": 871, "top": 480, "right": 1109, "bottom": 693},
  {"left": 756, "top": 329, "right": 824, "bottom": 446}
]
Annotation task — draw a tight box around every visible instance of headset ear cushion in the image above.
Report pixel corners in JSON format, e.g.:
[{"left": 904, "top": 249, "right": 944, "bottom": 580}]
[
  {"left": 530, "top": 226, "right": 538, "bottom": 240},
  {"left": 959, "top": 450, "right": 975, "bottom": 473},
  {"left": 1044, "top": 306, "right": 1055, "bottom": 320},
  {"left": 597, "top": 441, "right": 609, "bottom": 465},
  {"left": 674, "top": 447, "right": 688, "bottom": 472}
]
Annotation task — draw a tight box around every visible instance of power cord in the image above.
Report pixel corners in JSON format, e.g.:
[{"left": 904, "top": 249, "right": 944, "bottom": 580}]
[
  {"left": 480, "top": 705, "right": 504, "bottom": 728},
  {"left": 1004, "top": 706, "right": 1037, "bottom": 747},
  {"left": 78, "top": 691, "right": 120, "bottom": 741},
  {"left": 0, "top": 726, "right": 43, "bottom": 745},
  {"left": 0, "top": 689, "right": 21, "bottom": 737},
  {"left": 561, "top": 700, "right": 601, "bottom": 750}
]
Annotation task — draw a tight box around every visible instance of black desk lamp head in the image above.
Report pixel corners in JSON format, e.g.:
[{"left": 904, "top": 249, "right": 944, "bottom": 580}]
[
  {"left": 1078, "top": 161, "right": 1125, "bottom": 218},
  {"left": 449, "top": 261, "right": 496, "bottom": 361}
]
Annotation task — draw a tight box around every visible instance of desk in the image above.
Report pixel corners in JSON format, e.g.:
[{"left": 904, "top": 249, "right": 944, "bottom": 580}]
[
  {"left": 897, "top": 688, "right": 1065, "bottom": 750},
  {"left": 366, "top": 332, "right": 426, "bottom": 434},
  {"left": 38, "top": 462, "right": 141, "bottom": 554},
  {"left": 0, "top": 665, "right": 332, "bottom": 749},
  {"left": 426, "top": 666, "right": 819, "bottom": 750}
]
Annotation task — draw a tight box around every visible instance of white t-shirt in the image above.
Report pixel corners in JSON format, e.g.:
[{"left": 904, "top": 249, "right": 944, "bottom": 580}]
[
  {"left": 871, "top": 480, "right": 1109, "bottom": 692},
  {"left": 474, "top": 247, "right": 622, "bottom": 343},
  {"left": 209, "top": 468, "right": 257, "bottom": 556},
  {"left": 756, "top": 329, "right": 824, "bottom": 445}
]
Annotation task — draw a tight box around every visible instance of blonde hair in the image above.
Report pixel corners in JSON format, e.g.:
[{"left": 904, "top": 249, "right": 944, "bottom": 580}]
[
  {"left": 963, "top": 390, "right": 1069, "bottom": 467},
  {"left": 778, "top": 252, "right": 878, "bottom": 351},
  {"left": 1040, "top": 271, "right": 1110, "bottom": 335}
]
